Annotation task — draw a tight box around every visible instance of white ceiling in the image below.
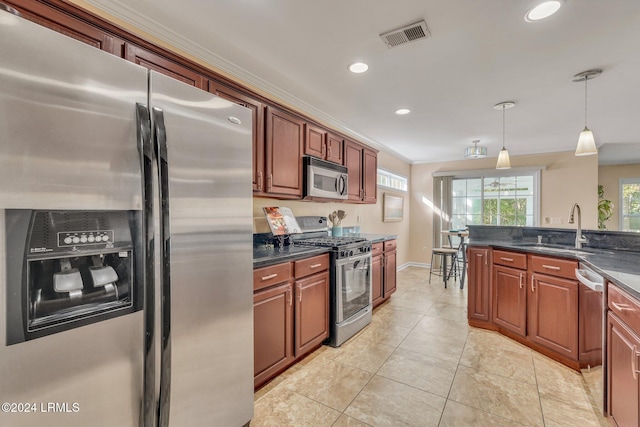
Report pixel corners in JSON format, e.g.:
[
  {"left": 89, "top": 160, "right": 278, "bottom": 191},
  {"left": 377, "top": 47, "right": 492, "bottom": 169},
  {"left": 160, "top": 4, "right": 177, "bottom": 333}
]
[{"left": 86, "top": 0, "right": 640, "bottom": 165}]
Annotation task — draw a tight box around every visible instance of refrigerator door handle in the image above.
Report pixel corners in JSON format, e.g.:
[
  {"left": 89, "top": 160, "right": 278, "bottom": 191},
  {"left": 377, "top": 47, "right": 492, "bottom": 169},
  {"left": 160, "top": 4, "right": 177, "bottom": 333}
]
[
  {"left": 152, "top": 106, "right": 172, "bottom": 427},
  {"left": 136, "top": 103, "right": 158, "bottom": 427}
]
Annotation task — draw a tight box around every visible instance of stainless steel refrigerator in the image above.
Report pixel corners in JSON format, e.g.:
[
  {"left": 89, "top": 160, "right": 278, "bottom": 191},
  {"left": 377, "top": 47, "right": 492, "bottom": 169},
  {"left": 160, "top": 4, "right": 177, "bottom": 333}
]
[{"left": 0, "top": 9, "right": 254, "bottom": 427}]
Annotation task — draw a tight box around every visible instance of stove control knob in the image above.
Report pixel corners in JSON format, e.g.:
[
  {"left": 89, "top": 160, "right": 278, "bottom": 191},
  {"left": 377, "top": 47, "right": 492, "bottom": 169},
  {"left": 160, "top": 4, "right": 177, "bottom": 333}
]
[
  {"left": 340, "top": 251, "right": 345, "bottom": 258},
  {"left": 349, "top": 250, "right": 354, "bottom": 257}
]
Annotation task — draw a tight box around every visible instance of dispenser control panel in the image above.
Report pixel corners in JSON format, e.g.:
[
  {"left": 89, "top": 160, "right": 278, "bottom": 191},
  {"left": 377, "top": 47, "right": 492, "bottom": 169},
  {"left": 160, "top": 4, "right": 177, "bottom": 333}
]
[{"left": 58, "top": 230, "right": 114, "bottom": 247}]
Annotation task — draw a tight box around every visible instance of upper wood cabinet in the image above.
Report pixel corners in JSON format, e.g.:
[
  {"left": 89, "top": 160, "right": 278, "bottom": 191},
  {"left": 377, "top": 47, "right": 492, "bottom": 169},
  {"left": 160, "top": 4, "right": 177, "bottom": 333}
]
[
  {"left": 326, "top": 133, "right": 344, "bottom": 164},
  {"left": 304, "top": 125, "right": 343, "bottom": 165},
  {"left": 363, "top": 147, "right": 377, "bottom": 203},
  {"left": 125, "top": 44, "right": 207, "bottom": 90},
  {"left": 265, "top": 106, "right": 304, "bottom": 197},
  {"left": 7, "top": 0, "right": 121, "bottom": 55},
  {"left": 209, "top": 81, "right": 265, "bottom": 193}
]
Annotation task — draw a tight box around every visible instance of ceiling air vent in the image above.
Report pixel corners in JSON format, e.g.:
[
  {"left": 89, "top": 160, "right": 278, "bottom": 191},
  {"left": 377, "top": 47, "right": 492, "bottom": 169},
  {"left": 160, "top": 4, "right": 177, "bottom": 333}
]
[{"left": 380, "top": 20, "right": 431, "bottom": 48}]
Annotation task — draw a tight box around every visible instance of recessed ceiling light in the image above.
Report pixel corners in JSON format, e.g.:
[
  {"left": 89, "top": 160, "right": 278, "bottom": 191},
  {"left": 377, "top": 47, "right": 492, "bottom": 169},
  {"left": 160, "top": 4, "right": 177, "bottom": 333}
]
[
  {"left": 395, "top": 108, "right": 411, "bottom": 115},
  {"left": 349, "top": 62, "right": 369, "bottom": 73},
  {"left": 525, "top": 1, "right": 562, "bottom": 22}
]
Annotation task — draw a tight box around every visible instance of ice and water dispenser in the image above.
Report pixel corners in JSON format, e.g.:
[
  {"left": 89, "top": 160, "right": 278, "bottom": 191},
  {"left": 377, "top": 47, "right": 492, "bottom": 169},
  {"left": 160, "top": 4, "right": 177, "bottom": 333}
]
[{"left": 5, "top": 210, "right": 142, "bottom": 345}]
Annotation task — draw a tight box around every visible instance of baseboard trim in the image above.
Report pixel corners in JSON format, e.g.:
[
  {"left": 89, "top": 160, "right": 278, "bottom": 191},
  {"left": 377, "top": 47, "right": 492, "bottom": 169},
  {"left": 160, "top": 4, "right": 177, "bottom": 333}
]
[{"left": 398, "top": 262, "right": 430, "bottom": 271}]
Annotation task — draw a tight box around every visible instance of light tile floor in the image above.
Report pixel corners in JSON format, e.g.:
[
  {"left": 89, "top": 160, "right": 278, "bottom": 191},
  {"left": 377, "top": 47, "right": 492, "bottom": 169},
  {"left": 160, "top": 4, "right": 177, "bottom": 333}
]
[{"left": 252, "top": 267, "right": 608, "bottom": 427}]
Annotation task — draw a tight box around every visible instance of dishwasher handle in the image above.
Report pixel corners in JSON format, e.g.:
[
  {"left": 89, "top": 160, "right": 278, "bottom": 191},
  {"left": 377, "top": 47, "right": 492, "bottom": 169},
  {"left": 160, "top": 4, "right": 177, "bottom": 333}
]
[{"left": 575, "top": 268, "right": 604, "bottom": 292}]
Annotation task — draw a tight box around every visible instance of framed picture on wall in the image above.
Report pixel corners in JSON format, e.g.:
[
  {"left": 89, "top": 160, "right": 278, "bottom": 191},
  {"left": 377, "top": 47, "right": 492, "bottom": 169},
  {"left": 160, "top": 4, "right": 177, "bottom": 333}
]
[{"left": 383, "top": 193, "right": 404, "bottom": 222}]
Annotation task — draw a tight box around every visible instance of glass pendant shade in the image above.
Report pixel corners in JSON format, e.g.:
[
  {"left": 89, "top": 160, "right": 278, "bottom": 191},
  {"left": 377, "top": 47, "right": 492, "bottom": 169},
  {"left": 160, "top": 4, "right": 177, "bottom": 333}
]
[
  {"left": 575, "top": 126, "right": 597, "bottom": 156},
  {"left": 496, "top": 148, "right": 511, "bottom": 169},
  {"left": 465, "top": 141, "right": 487, "bottom": 158}
]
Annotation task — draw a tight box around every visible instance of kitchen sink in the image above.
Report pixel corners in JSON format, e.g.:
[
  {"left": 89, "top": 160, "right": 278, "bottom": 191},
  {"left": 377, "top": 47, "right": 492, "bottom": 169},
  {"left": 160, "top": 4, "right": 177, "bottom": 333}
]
[{"left": 510, "top": 243, "right": 612, "bottom": 256}]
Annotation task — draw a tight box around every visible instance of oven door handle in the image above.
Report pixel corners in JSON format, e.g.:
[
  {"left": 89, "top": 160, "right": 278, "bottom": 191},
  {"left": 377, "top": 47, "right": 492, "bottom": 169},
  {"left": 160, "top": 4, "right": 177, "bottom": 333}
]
[{"left": 335, "top": 252, "right": 371, "bottom": 267}]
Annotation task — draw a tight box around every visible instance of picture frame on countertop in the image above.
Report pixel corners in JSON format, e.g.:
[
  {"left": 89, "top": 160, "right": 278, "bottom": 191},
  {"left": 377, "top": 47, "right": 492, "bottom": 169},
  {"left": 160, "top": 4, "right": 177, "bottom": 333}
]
[{"left": 383, "top": 193, "right": 404, "bottom": 222}]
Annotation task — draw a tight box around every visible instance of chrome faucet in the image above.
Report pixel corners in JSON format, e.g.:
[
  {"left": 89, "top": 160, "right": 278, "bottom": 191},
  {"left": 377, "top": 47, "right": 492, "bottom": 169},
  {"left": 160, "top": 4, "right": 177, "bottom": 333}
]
[{"left": 568, "top": 203, "right": 588, "bottom": 249}]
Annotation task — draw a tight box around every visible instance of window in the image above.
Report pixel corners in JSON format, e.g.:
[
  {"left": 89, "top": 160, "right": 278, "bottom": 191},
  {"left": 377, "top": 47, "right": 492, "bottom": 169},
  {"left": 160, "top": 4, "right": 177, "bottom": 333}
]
[
  {"left": 450, "top": 173, "right": 539, "bottom": 229},
  {"left": 620, "top": 178, "right": 640, "bottom": 232},
  {"left": 378, "top": 169, "right": 408, "bottom": 192}
]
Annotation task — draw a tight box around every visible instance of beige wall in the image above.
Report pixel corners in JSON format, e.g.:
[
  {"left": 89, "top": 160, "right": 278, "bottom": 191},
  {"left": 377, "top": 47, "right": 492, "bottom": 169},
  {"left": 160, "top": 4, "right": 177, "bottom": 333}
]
[
  {"left": 408, "top": 151, "right": 598, "bottom": 264},
  {"left": 599, "top": 163, "right": 640, "bottom": 231},
  {"left": 253, "top": 151, "right": 412, "bottom": 266}
]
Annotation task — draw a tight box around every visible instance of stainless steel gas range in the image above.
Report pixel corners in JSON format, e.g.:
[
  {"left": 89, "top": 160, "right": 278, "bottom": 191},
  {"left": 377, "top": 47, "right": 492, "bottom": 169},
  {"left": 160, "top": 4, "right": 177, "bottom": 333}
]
[{"left": 293, "top": 217, "right": 372, "bottom": 347}]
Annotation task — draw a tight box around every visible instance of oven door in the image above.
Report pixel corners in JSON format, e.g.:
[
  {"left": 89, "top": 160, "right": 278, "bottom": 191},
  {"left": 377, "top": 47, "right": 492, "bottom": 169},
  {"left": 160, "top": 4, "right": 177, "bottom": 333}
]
[{"left": 335, "top": 252, "right": 372, "bottom": 323}]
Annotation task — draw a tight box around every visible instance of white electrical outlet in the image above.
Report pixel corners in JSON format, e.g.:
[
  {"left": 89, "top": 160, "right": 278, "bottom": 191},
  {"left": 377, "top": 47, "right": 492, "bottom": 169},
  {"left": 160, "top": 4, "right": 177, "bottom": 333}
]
[
  {"left": 550, "top": 217, "right": 563, "bottom": 224},
  {"left": 357, "top": 215, "right": 361, "bottom": 223}
]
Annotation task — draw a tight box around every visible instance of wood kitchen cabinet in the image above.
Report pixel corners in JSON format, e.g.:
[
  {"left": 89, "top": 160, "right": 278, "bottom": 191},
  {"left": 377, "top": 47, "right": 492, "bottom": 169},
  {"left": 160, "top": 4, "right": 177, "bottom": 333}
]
[
  {"left": 383, "top": 240, "right": 397, "bottom": 298},
  {"left": 294, "top": 255, "right": 330, "bottom": 356},
  {"left": 344, "top": 139, "right": 377, "bottom": 203},
  {"left": 607, "top": 283, "right": 640, "bottom": 426},
  {"left": 493, "top": 264, "right": 527, "bottom": 337},
  {"left": 304, "top": 125, "right": 343, "bottom": 165},
  {"left": 371, "top": 243, "right": 384, "bottom": 307},
  {"left": 208, "top": 81, "right": 265, "bottom": 193},
  {"left": 528, "top": 273, "right": 578, "bottom": 360},
  {"left": 253, "top": 254, "right": 329, "bottom": 389},
  {"left": 467, "top": 247, "right": 491, "bottom": 325},
  {"left": 265, "top": 106, "right": 304, "bottom": 198},
  {"left": 125, "top": 43, "right": 207, "bottom": 89}
]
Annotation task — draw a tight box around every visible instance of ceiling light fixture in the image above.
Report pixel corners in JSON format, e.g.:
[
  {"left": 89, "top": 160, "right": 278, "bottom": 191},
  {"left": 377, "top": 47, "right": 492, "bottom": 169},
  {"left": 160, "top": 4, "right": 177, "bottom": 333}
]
[
  {"left": 525, "top": 1, "right": 562, "bottom": 22},
  {"left": 348, "top": 62, "right": 369, "bottom": 73},
  {"left": 494, "top": 101, "right": 515, "bottom": 169},
  {"left": 572, "top": 69, "right": 602, "bottom": 156},
  {"left": 395, "top": 108, "right": 410, "bottom": 115},
  {"left": 465, "top": 140, "right": 487, "bottom": 158}
]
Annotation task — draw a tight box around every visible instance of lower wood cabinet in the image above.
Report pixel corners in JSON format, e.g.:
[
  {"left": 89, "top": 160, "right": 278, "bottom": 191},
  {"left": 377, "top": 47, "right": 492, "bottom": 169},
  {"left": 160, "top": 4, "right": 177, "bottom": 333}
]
[
  {"left": 468, "top": 247, "right": 601, "bottom": 371},
  {"left": 467, "top": 247, "right": 491, "bottom": 324},
  {"left": 493, "top": 264, "right": 527, "bottom": 337},
  {"left": 607, "top": 282, "right": 640, "bottom": 425},
  {"left": 372, "top": 240, "right": 397, "bottom": 308},
  {"left": 253, "top": 254, "right": 329, "bottom": 389},
  {"left": 528, "top": 273, "right": 578, "bottom": 359}
]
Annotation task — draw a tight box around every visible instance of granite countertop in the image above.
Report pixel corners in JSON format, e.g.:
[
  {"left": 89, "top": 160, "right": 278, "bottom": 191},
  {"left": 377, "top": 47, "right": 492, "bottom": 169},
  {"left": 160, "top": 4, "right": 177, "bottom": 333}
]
[
  {"left": 469, "top": 239, "right": 640, "bottom": 298},
  {"left": 344, "top": 233, "right": 398, "bottom": 243},
  {"left": 253, "top": 245, "right": 330, "bottom": 268}
]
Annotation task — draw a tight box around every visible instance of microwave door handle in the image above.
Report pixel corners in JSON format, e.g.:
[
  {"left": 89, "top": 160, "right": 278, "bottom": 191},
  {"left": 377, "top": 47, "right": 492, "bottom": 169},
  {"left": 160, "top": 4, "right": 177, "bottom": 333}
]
[{"left": 338, "top": 174, "right": 347, "bottom": 195}]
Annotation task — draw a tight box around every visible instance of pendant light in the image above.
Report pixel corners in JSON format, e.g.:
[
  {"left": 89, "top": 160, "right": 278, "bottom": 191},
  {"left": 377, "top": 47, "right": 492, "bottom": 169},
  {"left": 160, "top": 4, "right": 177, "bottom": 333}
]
[
  {"left": 465, "top": 140, "right": 487, "bottom": 158},
  {"left": 494, "top": 101, "right": 515, "bottom": 169},
  {"left": 572, "top": 69, "right": 602, "bottom": 156}
]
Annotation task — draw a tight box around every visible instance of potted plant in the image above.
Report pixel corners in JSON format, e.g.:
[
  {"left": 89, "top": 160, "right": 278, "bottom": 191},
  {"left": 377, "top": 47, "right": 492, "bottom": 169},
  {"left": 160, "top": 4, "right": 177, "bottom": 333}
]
[{"left": 598, "top": 184, "right": 614, "bottom": 230}]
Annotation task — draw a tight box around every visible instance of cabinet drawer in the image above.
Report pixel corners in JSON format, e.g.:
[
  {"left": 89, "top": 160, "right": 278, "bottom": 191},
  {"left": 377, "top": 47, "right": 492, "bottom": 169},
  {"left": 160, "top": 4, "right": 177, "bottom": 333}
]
[
  {"left": 372, "top": 242, "right": 383, "bottom": 257},
  {"left": 609, "top": 284, "right": 640, "bottom": 334},
  {"left": 294, "top": 254, "right": 329, "bottom": 279},
  {"left": 384, "top": 239, "right": 397, "bottom": 252},
  {"left": 493, "top": 250, "right": 527, "bottom": 269},
  {"left": 531, "top": 255, "right": 577, "bottom": 280},
  {"left": 254, "top": 262, "right": 293, "bottom": 291}
]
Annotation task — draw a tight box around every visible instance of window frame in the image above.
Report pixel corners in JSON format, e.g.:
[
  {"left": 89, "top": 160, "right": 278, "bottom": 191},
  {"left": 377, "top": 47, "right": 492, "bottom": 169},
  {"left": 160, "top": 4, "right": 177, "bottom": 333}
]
[
  {"left": 377, "top": 168, "right": 408, "bottom": 192},
  {"left": 447, "top": 169, "right": 541, "bottom": 228},
  {"left": 619, "top": 178, "right": 640, "bottom": 232}
]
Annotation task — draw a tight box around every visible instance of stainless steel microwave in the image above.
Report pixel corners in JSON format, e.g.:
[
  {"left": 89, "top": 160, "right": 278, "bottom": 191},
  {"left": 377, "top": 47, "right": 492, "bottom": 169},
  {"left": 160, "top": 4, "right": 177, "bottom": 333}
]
[{"left": 303, "top": 157, "right": 348, "bottom": 200}]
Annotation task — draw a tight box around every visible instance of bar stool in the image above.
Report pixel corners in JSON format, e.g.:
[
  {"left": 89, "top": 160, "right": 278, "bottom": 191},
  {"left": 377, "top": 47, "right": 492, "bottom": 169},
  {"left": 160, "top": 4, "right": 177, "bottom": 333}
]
[{"left": 429, "top": 247, "right": 459, "bottom": 288}]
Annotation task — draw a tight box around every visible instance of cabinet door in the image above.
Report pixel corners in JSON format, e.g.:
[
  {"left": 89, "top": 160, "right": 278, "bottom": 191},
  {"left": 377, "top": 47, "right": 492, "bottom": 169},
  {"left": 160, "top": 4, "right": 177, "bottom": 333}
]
[
  {"left": 294, "top": 271, "right": 329, "bottom": 356},
  {"left": 363, "top": 148, "right": 377, "bottom": 204},
  {"left": 371, "top": 254, "right": 383, "bottom": 308},
  {"left": 304, "top": 124, "right": 326, "bottom": 159},
  {"left": 253, "top": 283, "right": 294, "bottom": 388},
  {"left": 344, "top": 139, "right": 363, "bottom": 201},
  {"left": 383, "top": 250, "right": 397, "bottom": 298},
  {"left": 8, "top": 0, "right": 120, "bottom": 55},
  {"left": 468, "top": 247, "right": 491, "bottom": 322},
  {"left": 493, "top": 265, "right": 527, "bottom": 336},
  {"left": 326, "top": 133, "right": 344, "bottom": 164},
  {"left": 125, "top": 43, "right": 207, "bottom": 89},
  {"left": 528, "top": 273, "right": 578, "bottom": 359},
  {"left": 607, "top": 312, "right": 640, "bottom": 427},
  {"left": 265, "top": 107, "right": 304, "bottom": 197},
  {"left": 209, "top": 81, "right": 265, "bottom": 193}
]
